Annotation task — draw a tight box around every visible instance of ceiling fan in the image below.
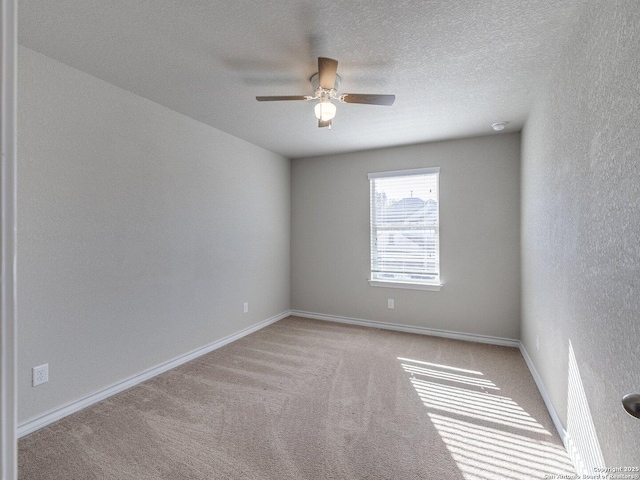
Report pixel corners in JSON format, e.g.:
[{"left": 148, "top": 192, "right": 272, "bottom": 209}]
[{"left": 256, "top": 57, "right": 395, "bottom": 129}]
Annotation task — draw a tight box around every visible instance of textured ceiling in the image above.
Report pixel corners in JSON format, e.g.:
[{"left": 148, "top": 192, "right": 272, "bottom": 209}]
[{"left": 18, "top": 0, "right": 586, "bottom": 158}]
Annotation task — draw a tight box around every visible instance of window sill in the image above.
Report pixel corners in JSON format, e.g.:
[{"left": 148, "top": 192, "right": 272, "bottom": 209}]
[{"left": 368, "top": 280, "right": 442, "bottom": 291}]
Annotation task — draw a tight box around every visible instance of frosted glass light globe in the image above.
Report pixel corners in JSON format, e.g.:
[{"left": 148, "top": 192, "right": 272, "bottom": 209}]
[{"left": 314, "top": 101, "right": 336, "bottom": 121}]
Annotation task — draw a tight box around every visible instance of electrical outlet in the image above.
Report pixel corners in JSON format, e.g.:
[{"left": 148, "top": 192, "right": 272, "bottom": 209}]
[
  {"left": 387, "top": 299, "right": 394, "bottom": 309},
  {"left": 536, "top": 335, "right": 540, "bottom": 352},
  {"left": 243, "top": 302, "right": 249, "bottom": 314},
  {"left": 33, "top": 364, "right": 48, "bottom": 386}
]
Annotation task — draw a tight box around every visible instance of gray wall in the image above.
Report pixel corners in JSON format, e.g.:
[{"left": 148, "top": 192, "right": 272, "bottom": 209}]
[
  {"left": 18, "top": 47, "right": 290, "bottom": 422},
  {"left": 521, "top": 0, "right": 640, "bottom": 466},
  {"left": 291, "top": 134, "right": 521, "bottom": 339}
]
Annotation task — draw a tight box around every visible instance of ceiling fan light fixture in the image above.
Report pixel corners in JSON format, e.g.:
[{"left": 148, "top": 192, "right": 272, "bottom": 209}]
[{"left": 314, "top": 101, "right": 336, "bottom": 122}]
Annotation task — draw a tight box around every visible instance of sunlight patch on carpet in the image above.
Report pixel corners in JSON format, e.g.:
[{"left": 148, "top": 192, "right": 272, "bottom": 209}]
[{"left": 399, "top": 357, "right": 575, "bottom": 479}]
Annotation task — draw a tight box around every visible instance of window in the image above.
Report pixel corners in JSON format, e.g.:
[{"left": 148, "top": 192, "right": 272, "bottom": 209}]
[{"left": 369, "top": 167, "right": 440, "bottom": 290}]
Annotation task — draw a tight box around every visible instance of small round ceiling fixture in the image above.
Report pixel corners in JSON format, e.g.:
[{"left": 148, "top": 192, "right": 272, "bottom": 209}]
[{"left": 492, "top": 122, "right": 508, "bottom": 131}]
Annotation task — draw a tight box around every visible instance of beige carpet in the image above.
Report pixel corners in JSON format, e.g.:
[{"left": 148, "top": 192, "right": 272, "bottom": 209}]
[{"left": 19, "top": 316, "right": 575, "bottom": 479}]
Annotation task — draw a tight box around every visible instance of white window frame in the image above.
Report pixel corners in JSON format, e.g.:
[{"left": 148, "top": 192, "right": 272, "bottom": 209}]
[{"left": 368, "top": 167, "right": 441, "bottom": 291}]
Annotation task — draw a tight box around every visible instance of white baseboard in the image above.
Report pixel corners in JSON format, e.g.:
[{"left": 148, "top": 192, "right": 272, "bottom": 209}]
[
  {"left": 18, "top": 310, "right": 290, "bottom": 438},
  {"left": 294, "top": 309, "right": 580, "bottom": 473},
  {"left": 290, "top": 310, "right": 520, "bottom": 348},
  {"left": 518, "top": 343, "right": 572, "bottom": 446},
  {"left": 519, "top": 345, "right": 588, "bottom": 476},
  {"left": 20, "top": 309, "right": 580, "bottom": 475},
  {"left": 563, "top": 431, "right": 587, "bottom": 477}
]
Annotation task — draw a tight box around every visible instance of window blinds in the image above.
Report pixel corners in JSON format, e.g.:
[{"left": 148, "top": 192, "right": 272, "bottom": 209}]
[{"left": 369, "top": 168, "right": 440, "bottom": 285}]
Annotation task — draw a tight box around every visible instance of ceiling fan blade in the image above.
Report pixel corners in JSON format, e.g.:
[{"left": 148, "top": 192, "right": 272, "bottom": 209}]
[
  {"left": 341, "top": 94, "right": 396, "bottom": 106},
  {"left": 318, "top": 119, "right": 332, "bottom": 129},
  {"left": 318, "top": 57, "right": 338, "bottom": 89},
  {"left": 255, "top": 95, "right": 309, "bottom": 101}
]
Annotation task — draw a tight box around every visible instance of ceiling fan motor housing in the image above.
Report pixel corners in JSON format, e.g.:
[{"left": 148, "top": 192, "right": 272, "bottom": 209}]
[{"left": 310, "top": 72, "right": 341, "bottom": 100}]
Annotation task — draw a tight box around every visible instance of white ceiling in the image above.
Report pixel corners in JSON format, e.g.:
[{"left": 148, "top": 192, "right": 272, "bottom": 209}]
[{"left": 19, "top": 0, "right": 585, "bottom": 159}]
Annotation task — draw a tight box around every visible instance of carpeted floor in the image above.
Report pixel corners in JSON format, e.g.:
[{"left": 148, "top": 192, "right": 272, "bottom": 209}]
[{"left": 19, "top": 316, "right": 575, "bottom": 479}]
